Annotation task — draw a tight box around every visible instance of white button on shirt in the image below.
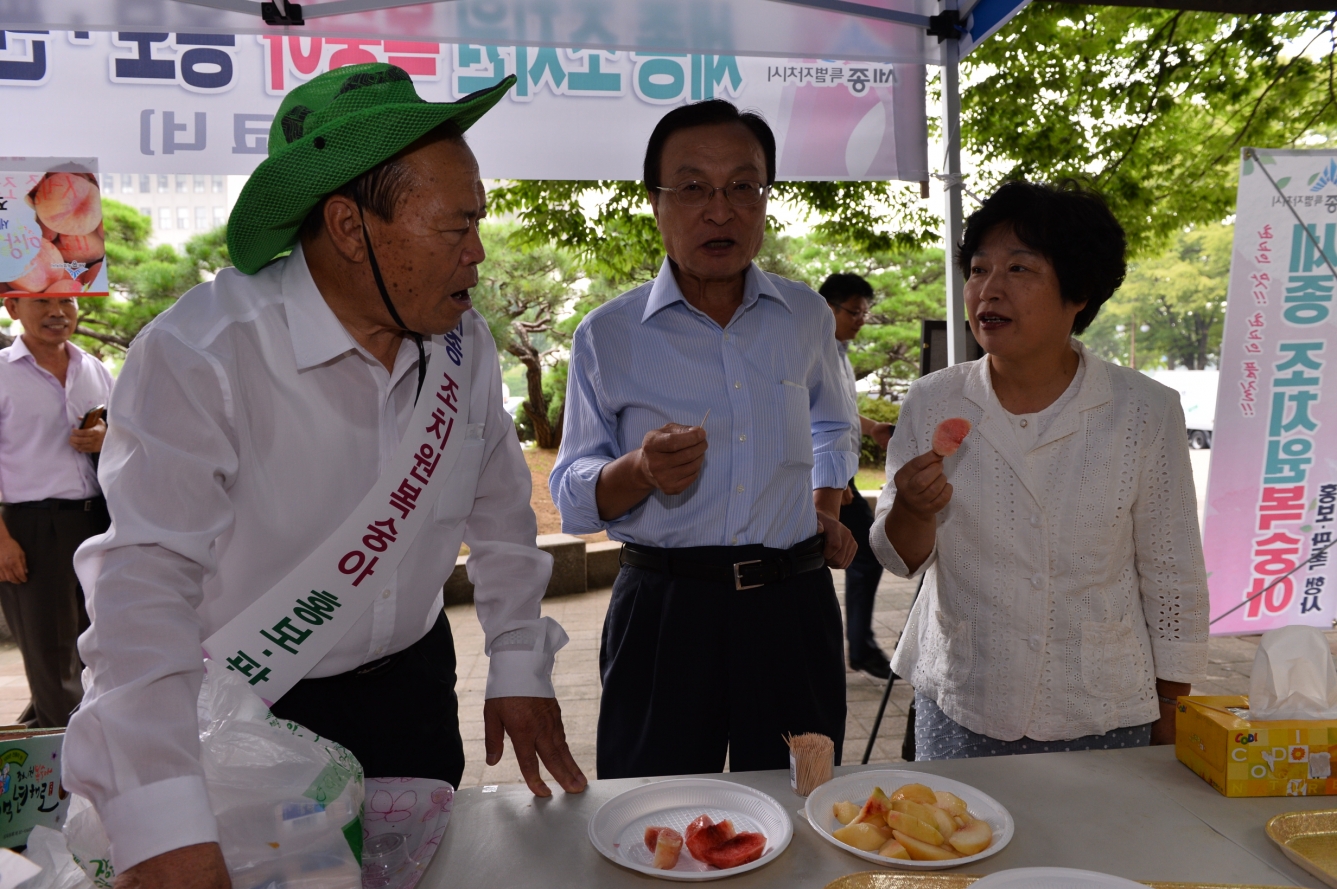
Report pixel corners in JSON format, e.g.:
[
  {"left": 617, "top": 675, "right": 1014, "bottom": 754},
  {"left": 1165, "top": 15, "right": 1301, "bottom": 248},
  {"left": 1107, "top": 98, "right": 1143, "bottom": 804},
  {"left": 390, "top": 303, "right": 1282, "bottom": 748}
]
[
  {"left": 0, "top": 338, "right": 112, "bottom": 503},
  {"left": 65, "top": 248, "right": 559, "bottom": 874}
]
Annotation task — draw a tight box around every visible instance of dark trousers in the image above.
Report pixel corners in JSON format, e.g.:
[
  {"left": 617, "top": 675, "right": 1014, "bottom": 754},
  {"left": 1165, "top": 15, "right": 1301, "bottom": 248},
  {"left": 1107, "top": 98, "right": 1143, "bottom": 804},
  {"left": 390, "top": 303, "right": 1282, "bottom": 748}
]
[
  {"left": 270, "top": 612, "right": 466, "bottom": 787},
  {"left": 596, "top": 561, "right": 846, "bottom": 779},
  {"left": 0, "top": 500, "right": 107, "bottom": 728},
  {"left": 839, "top": 480, "right": 885, "bottom": 662}
]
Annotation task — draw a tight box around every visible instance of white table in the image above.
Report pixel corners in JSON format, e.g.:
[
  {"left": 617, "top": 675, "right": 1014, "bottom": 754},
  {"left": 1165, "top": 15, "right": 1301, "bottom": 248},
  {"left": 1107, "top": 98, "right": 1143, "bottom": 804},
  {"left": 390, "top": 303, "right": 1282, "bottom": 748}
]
[{"left": 421, "top": 747, "right": 1335, "bottom": 887}]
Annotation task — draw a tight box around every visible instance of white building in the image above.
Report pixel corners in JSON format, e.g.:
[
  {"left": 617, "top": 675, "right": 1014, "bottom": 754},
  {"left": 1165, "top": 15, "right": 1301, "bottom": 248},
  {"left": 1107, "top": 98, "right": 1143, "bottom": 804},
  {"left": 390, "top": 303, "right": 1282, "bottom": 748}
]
[{"left": 98, "top": 173, "right": 248, "bottom": 250}]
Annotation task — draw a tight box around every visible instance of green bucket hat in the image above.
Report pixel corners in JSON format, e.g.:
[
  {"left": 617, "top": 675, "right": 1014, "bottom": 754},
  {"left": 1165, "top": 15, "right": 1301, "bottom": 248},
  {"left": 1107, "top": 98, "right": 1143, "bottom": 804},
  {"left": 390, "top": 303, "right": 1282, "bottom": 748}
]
[{"left": 227, "top": 64, "right": 515, "bottom": 275}]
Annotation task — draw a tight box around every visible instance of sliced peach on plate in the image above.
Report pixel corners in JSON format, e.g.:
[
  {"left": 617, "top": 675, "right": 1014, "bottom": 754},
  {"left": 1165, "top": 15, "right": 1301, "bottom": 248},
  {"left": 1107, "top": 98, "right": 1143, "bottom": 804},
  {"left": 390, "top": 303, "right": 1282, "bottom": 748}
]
[
  {"left": 947, "top": 816, "right": 993, "bottom": 856},
  {"left": 891, "top": 798, "right": 954, "bottom": 838},
  {"left": 831, "top": 822, "right": 890, "bottom": 852},
  {"left": 933, "top": 790, "right": 969, "bottom": 818},
  {"left": 889, "top": 783, "right": 937, "bottom": 805},
  {"left": 884, "top": 810, "right": 944, "bottom": 846},
  {"left": 878, "top": 839, "right": 911, "bottom": 860},
  {"left": 892, "top": 830, "right": 960, "bottom": 861},
  {"left": 850, "top": 786, "right": 891, "bottom": 826},
  {"left": 833, "top": 801, "right": 861, "bottom": 825}
]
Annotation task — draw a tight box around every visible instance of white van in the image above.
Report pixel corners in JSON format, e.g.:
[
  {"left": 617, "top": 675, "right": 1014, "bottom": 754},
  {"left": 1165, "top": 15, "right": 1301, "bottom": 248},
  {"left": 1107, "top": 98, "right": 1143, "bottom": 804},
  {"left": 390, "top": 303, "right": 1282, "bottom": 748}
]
[{"left": 1142, "top": 369, "right": 1218, "bottom": 449}]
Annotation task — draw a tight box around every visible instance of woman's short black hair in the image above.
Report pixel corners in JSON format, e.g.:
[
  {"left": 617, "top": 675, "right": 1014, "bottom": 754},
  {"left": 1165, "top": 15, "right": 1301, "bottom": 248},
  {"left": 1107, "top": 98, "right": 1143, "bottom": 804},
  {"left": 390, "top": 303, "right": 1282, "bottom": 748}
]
[
  {"left": 819, "top": 273, "right": 874, "bottom": 305},
  {"left": 643, "top": 100, "right": 776, "bottom": 193},
  {"left": 958, "top": 179, "right": 1127, "bottom": 335}
]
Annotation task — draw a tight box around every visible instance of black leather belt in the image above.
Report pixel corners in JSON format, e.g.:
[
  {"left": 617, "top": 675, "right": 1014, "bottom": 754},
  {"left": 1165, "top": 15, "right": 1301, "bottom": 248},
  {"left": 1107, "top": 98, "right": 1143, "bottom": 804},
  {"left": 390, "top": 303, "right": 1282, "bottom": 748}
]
[
  {"left": 4, "top": 497, "right": 104, "bottom": 512},
  {"left": 619, "top": 535, "right": 827, "bottom": 591}
]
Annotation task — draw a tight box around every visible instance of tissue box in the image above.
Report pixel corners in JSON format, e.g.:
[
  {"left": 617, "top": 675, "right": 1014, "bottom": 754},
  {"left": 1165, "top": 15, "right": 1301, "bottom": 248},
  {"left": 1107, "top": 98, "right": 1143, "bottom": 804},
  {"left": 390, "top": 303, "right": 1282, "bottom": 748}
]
[
  {"left": 1176, "top": 695, "right": 1337, "bottom": 797},
  {"left": 0, "top": 727, "right": 71, "bottom": 847}
]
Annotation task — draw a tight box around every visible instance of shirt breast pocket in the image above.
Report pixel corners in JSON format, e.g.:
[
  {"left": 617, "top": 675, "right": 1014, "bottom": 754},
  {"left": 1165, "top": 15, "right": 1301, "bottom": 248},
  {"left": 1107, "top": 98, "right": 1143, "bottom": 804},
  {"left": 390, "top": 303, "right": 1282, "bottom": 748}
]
[
  {"left": 433, "top": 423, "right": 486, "bottom": 524},
  {"left": 779, "top": 380, "right": 813, "bottom": 468}
]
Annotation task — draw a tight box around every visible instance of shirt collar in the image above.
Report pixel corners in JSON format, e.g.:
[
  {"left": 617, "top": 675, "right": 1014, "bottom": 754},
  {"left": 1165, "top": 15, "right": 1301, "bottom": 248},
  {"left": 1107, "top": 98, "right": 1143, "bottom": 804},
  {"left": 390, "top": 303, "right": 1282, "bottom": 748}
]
[
  {"left": 641, "top": 256, "right": 791, "bottom": 323},
  {"left": 963, "top": 338, "right": 1111, "bottom": 413},
  {"left": 4, "top": 335, "right": 83, "bottom": 368},
  {"left": 282, "top": 243, "right": 363, "bottom": 371}
]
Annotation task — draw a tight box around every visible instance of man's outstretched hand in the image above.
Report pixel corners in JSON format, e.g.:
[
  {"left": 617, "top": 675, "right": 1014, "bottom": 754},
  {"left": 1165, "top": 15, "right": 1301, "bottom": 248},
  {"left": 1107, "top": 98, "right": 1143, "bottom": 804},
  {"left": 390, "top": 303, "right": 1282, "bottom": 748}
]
[
  {"left": 115, "top": 842, "right": 230, "bottom": 889},
  {"left": 484, "top": 696, "right": 588, "bottom": 798}
]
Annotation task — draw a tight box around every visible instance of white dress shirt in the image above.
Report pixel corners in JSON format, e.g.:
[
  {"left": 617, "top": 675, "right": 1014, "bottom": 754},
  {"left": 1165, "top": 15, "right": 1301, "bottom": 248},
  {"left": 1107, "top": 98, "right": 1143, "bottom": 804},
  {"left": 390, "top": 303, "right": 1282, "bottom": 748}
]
[
  {"left": 872, "top": 342, "right": 1209, "bottom": 742},
  {"left": 65, "top": 247, "right": 558, "bottom": 873},
  {"left": 0, "top": 338, "right": 112, "bottom": 503}
]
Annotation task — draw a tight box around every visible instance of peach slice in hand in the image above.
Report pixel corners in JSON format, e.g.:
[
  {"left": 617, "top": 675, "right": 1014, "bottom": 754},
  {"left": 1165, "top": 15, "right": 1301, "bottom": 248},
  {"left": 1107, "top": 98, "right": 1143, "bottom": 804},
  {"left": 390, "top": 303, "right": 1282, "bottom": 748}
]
[
  {"left": 34, "top": 173, "right": 102, "bottom": 235},
  {"left": 932, "top": 418, "right": 972, "bottom": 457}
]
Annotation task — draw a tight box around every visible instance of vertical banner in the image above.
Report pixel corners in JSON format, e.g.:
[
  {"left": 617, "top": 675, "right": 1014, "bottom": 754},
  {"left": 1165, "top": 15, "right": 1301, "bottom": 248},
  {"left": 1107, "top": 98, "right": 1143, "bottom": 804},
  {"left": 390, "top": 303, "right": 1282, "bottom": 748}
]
[
  {"left": 1204, "top": 148, "right": 1337, "bottom": 634},
  {"left": 0, "top": 157, "right": 109, "bottom": 296}
]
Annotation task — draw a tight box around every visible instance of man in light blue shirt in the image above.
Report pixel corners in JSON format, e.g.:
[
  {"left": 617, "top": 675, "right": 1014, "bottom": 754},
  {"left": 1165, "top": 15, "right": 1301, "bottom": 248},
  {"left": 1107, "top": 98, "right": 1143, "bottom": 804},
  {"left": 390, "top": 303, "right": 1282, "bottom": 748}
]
[{"left": 550, "top": 99, "right": 859, "bottom": 779}]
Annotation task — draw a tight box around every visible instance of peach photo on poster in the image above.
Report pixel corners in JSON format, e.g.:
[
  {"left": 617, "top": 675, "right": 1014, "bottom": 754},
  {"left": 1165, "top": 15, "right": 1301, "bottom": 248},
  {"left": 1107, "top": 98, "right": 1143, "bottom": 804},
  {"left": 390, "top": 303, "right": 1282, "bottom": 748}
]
[{"left": 0, "top": 162, "right": 110, "bottom": 297}]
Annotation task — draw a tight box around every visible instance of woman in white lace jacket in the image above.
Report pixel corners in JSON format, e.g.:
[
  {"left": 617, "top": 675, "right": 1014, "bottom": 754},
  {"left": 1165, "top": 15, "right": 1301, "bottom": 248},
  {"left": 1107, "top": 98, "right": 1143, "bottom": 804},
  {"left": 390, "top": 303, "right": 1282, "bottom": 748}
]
[{"left": 871, "top": 181, "right": 1209, "bottom": 759}]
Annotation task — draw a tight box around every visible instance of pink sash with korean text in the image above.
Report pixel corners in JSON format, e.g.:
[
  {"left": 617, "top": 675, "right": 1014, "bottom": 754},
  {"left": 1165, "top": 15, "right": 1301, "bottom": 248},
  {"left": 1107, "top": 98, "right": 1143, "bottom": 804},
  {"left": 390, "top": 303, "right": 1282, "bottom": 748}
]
[{"left": 201, "top": 317, "right": 474, "bottom": 705}]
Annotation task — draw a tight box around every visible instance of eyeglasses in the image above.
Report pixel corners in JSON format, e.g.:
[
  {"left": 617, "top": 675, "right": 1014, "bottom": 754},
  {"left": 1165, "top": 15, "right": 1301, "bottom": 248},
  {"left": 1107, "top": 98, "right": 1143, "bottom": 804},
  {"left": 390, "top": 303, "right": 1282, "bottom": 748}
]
[
  {"left": 655, "top": 180, "right": 770, "bottom": 207},
  {"left": 833, "top": 303, "right": 872, "bottom": 321}
]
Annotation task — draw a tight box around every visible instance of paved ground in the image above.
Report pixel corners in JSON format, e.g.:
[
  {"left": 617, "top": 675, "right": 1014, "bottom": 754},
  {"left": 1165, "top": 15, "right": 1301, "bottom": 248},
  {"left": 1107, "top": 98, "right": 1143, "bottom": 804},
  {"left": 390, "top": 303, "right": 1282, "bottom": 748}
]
[{"left": 0, "top": 448, "right": 1302, "bottom": 786}]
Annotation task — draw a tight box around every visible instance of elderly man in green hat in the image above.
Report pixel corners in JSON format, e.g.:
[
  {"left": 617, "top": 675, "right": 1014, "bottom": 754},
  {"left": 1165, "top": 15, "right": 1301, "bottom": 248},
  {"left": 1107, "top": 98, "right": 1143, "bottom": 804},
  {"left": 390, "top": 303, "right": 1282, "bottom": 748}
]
[{"left": 63, "top": 65, "right": 586, "bottom": 888}]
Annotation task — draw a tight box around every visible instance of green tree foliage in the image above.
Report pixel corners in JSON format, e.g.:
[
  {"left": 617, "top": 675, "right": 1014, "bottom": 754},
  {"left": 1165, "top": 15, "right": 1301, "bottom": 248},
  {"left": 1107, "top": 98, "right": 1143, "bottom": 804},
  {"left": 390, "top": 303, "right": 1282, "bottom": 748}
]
[
  {"left": 469, "top": 223, "right": 584, "bottom": 448},
  {"left": 1081, "top": 223, "right": 1232, "bottom": 369},
  {"left": 490, "top": 8, "right": 1334, "bottom": 268},
  {"left": 966, "top": 6, "right": 1336, "bottom": 256},
  {"left": 74, "top": 200, "right": 229, "bottom": 359}
]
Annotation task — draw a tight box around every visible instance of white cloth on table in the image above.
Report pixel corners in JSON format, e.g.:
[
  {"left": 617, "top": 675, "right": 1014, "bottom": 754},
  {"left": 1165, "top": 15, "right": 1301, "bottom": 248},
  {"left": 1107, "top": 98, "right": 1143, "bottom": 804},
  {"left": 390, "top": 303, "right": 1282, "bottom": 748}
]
[
  {"left": 65, "top": 246, "right": 559, "bottom": 873},
  {"left": 0, "top": 338, "right": 111, "bottom": 502},
  {"left": 872, "top": 340, "right": 1208, "bottom": 742}
]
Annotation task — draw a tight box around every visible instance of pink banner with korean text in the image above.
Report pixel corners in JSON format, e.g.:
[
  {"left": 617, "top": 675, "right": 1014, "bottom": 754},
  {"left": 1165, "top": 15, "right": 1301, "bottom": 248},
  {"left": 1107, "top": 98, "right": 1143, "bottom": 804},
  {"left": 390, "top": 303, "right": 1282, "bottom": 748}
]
[{"left": 1204, "top": 148, "right": 1337, "bottom": 634}]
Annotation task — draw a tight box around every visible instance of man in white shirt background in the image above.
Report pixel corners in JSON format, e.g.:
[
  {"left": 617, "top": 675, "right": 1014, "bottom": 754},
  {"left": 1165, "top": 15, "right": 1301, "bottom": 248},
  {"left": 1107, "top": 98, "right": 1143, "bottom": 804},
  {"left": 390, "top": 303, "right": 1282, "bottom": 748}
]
[
  {"left": 0, "top": 295, "right": 111, "bottom": 728},
  {"left": 65, "top": 66, "right": 585, "bottom": 889}
]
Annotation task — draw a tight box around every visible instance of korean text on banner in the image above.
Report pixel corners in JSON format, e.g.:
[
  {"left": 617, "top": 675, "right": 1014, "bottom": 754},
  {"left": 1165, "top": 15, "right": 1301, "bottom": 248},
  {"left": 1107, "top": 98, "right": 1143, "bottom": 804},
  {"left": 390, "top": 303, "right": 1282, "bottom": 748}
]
[
  {"left": 1204, "top": 148, "right": 1337, "bottom": 635},
  {"left": 0, "top": 31, "right": 928, "bottom": 182}
]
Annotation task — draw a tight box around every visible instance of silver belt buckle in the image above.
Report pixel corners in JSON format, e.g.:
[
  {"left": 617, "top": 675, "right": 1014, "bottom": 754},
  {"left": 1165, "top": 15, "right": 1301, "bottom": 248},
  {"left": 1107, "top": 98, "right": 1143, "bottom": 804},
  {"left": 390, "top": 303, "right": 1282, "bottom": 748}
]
[{"left": 733, "top": 560, "right": 764, "bottom": 591}]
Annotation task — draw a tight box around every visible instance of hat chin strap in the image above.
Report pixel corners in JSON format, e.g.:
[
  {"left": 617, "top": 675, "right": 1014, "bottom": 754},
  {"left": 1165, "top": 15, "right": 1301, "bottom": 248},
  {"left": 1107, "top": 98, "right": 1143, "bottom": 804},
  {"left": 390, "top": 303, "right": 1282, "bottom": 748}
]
[{"left": 356, "top": 199, "right": 427, "bottom": 404}]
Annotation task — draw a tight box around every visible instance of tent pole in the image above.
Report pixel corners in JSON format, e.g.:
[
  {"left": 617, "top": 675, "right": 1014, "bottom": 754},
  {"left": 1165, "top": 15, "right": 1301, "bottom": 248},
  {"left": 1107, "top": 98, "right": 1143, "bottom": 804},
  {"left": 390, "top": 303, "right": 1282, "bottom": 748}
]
[{"left": 939, "top": 2, "right": 968, "bottom": 366}]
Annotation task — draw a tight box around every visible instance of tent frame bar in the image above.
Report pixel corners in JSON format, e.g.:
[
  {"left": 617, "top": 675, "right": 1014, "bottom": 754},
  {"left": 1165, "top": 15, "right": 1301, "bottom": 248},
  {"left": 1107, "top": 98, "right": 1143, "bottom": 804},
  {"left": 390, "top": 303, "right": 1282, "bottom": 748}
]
[{"left": 169, "top": 0, "right": 935, "bottom": 29}]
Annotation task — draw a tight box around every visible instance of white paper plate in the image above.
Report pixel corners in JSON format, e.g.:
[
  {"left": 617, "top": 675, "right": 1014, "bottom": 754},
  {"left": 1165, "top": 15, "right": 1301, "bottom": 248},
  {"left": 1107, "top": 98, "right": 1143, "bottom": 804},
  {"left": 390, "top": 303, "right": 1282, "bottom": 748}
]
[
  {"left": 973, "top": 867, "right": 1146, "bottom": 888},
  {"left": 588, "top": 778, "right": 793, "bottom": 881},
  {"left": 804, "top": 769, "right": 1013, "bottom": 870}
]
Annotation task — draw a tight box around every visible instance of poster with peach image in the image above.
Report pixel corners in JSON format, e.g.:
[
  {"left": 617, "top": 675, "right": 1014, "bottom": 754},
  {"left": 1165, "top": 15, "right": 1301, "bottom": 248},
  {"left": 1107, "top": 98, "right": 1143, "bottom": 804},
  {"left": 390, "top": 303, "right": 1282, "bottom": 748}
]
[{"left": 0, "top": 158, "right": 108, "bottom": 297}]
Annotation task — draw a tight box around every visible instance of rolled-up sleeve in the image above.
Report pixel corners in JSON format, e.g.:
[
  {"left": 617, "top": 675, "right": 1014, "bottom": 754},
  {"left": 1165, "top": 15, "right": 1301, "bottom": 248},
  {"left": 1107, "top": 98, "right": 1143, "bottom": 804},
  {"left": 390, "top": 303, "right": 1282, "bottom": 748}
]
[
  {"left": 462, "top": 329, "right": 563, "bottom": 700},
  {"left": 1132, "top": 394, "right": 1210, "bottom": 683},
  {"left": 66, "top": 327, "right": 239, "bottom": 873},
  {"left": 808, "top": 314, "right": 859, "bottom": 490},
  {"left": 549, "top": 323, "right": 622, "bottom": 534},
  {"left": 869, "top": 383, "right": 936, "bottom": 578}
]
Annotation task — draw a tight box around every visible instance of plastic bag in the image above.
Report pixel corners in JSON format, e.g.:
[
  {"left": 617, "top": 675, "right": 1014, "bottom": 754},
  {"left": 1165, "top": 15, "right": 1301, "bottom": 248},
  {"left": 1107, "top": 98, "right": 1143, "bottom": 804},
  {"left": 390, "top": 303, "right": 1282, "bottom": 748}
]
[
  {"left": 65, "top": 659, "right": 365, "bottom": 889},
  {"left": 21, "top": 826, "right": 95, "bottom": 889}
]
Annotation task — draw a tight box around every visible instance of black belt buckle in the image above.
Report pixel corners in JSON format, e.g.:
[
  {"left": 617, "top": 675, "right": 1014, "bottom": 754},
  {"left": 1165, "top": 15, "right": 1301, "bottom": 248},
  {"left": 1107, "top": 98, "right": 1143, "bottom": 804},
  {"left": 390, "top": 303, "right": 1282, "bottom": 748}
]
[
  {"left": 84, "top": 500, "right": 92, "bottom": 512},
  {"left": 733, "top": 559, "right": 765, "bottom": 590}
]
